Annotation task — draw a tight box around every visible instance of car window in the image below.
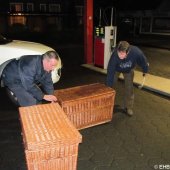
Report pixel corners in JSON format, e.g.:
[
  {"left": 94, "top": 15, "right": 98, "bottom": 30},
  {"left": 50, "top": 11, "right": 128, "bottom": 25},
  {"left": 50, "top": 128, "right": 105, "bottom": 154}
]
[{"left": 0, "top": 35, "right": 12, "bottom": 44}]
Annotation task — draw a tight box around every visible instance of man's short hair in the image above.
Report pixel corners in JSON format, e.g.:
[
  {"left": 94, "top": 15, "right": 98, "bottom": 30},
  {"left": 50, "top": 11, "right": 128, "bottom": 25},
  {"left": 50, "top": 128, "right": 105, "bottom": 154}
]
[
  {"left": 42, "top": 51, "right": 59, "bottom": 60},
  {"left": 117, "top": 41, "right": 130, "bottom": 53}
]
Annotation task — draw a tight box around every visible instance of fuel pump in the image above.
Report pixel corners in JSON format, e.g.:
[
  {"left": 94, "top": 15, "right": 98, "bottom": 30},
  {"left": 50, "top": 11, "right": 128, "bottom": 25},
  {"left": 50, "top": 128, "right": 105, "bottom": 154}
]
[
  {"left": 94, "top": 26, "right": 105, "bottom": 68},
  {"left": 94, "top": 7, "right": 117, "bottom": 69},
  {"left": 103, "top": 26, "right": 117, "bottom": 69}
]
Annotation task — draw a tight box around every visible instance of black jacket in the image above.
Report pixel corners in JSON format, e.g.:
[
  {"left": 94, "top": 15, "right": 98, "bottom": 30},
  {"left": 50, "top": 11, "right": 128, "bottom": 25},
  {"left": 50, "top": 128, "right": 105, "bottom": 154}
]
[{"left": 2, "top": 55, "right": 54, "bottom": 100}]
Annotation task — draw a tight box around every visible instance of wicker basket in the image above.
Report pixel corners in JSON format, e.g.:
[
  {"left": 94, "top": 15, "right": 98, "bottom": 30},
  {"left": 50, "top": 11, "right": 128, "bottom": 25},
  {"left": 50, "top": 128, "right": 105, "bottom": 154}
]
[
  {"left": 19, "top": 103, "right": 82, "bottom": 170},
  {"left": 54, "top": 83, "right": 116, "bottom": 130}
]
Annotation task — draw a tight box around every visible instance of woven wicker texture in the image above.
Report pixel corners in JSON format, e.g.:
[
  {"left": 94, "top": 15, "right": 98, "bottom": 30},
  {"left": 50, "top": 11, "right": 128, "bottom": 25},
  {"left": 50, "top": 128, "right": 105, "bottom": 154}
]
[
  {"left": 25, "top": 154, "right": 78, "bottom": 170},
  {"left": 19, "top": 103, "right": 82, "bottom": 170},
  {"left": 19, "top": 103, "right": 82, "bottom": 150},
  {"left": 54, "top": 83, "right": 116, "bottom": 130}
]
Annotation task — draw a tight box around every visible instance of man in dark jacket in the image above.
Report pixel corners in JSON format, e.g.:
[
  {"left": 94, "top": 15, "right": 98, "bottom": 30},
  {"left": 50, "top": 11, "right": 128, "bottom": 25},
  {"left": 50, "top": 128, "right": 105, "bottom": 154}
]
[
  {"left": 2, "top": 51, "right": 59, "bottom": 106},
  {"left": 106, "top": 41, "right": 149, "bottom": 116}
]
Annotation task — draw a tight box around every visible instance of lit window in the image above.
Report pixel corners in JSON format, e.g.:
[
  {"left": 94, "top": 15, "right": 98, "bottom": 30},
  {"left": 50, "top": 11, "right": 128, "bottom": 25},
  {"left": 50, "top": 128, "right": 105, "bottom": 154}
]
[
  {"left": 49, "top": 4, "right": 60, "bottom": 13},
  {"left": 10, "top": 3, "right": 23, "bottom": 12},
  {"left": 9, "top": 16, "right": 26, "bottom": 25}
]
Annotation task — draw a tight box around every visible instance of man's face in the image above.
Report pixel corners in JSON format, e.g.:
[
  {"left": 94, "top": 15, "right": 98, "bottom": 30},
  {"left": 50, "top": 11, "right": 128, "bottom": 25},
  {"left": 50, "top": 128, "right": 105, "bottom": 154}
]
[
  {"left": 43, "top": 58, "right": 58, "bottom": 72},
  {"left": 117, "top": 51, "right": 128, "bottom": 60}
]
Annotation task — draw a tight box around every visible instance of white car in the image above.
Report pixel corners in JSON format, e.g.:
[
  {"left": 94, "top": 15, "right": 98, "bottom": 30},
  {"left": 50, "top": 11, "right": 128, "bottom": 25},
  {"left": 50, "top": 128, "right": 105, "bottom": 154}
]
[
  {"left": 0, "top": 34, "right": 62, "bottom": 105},
  {"left": 0, "top": 34, "right": 62, "bottom": 86}
]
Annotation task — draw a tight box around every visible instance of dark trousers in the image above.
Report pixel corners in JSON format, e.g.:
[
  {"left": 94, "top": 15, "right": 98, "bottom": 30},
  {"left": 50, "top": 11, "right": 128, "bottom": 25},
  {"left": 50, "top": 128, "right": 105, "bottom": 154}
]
[
  {"left": 7, "top": 85, "right": 40, "bottom": 106},
  {"left": 2, "top": 69, "right": 40, "bottom": 107},
  {"left": 114, "top": 70, "right": 134, "bottom": 110}
]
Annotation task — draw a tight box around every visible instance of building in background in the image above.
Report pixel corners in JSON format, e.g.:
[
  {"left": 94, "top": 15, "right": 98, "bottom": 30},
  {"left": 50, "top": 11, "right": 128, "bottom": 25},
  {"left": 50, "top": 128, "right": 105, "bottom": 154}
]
[
  {"left": 0, "top": 0, "right": 83, "bottom": 35},
  {"left": 0, "top": 0, "right": 170, "bottom": 39},
  {"left": 117, "top": 0, "right": 170, "bottom": 37}
]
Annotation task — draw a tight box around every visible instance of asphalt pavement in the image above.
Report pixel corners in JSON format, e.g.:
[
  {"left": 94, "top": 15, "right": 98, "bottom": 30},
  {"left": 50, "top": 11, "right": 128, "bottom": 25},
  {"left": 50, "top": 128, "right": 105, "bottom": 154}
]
[{"left": 0, "top": 34, "right": 170, "bottom": 170}]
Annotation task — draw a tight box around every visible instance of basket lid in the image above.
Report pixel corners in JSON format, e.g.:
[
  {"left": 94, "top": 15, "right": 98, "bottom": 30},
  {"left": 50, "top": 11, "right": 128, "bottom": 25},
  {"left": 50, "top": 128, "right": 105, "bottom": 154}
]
[
  {"left": 55, "top": 83, "right": 115, "bottom": 102},
  {"left": 19, "top": 103, "right": 82, "bottom": 151}
]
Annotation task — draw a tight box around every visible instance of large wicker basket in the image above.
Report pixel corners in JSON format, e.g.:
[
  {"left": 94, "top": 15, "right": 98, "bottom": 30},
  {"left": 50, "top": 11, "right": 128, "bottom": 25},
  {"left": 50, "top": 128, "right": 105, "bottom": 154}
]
[
  {"left": 54, "top": 83, "right": 116, "bottom": 130},
  {"left": 19, "top": 103, "right": 82, "bottom": 170}
]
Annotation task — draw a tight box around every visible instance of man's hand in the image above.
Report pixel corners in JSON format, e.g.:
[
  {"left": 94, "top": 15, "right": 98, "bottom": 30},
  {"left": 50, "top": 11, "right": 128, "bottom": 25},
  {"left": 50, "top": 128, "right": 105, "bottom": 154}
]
[
  {"left": 43, "top": 95, "right": 57, "bottom": 102},
  {"left": 139, "top": 73, "right": 147, "bottom": 89}
]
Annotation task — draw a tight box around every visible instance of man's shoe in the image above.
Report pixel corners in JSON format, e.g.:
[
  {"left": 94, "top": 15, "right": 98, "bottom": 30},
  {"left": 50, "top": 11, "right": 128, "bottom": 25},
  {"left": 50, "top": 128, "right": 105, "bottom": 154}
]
[{"left": 127, "top": 109, "right": 133, "bottom": 116}]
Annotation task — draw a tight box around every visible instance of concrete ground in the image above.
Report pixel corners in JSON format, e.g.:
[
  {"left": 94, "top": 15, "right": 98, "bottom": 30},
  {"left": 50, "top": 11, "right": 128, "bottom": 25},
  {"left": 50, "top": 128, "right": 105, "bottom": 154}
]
[
  {"left": 57, "top": 63, "right": 170, "bottom": 170},
  {"left": 0, "top": 35, "right": 170, "bottom": 170}
]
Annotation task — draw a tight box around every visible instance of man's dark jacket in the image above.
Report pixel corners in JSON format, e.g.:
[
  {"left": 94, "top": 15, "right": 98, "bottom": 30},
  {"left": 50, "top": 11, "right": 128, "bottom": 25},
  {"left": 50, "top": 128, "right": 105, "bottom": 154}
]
[
  {"left": 2, "top": 55, "right": 54, "bottom": 100},
  {"left": 106, "top": 45, "right": 149, "bottom": 87}
]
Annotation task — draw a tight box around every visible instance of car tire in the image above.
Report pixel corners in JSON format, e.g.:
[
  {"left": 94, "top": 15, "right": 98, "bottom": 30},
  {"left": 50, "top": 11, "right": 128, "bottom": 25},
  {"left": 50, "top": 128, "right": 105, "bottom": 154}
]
[{"left": 6, "top": 88, "right": 19, "bottom": 106}]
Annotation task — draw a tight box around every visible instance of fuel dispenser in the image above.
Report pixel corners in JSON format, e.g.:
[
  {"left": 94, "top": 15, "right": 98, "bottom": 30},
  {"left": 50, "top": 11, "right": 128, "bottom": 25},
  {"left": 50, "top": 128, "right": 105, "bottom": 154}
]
[
  {"left": 94, "top": 7, "right": 117, "bottom": 69},
  {"left": 94, "top": 26, "right": 117, "bottom": 69}
]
